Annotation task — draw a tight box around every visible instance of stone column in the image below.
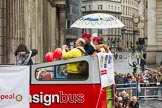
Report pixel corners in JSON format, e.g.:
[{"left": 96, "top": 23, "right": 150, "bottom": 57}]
[
  {"left": 58, "top": 4, "right": 66, "bottom": 47},
  {"left": 42, "top": 0, "right": 50, "bottom": 61},
  {"left": 34, "top": 0, "right": 44, "bottom": 63},
  {"left": 146, "top": 0, "right": 156, "bottom": 64},
  {"left": 0, "top": 0, "right": 6, "bottom": 63},
  {"left": 24, "top": 0, "right": 44, "bottom": 64},
  {"left": 46, "top": 1, "right": 57, "bottom": 52},
  {"left": 50, "top": 6, "right": 56, "bottom": 50},
  {"left": 6, "top": 0, "right": 26, "bottom": 64}
]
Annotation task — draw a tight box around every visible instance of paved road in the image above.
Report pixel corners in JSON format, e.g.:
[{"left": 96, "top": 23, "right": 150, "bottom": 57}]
[
  {"left": 139, "top": 99, "right": 162, "bottom": 108},
  {"left": 113, "top": 52, "right": 133, "bottom": 74},
  {"left": 113, "top": 52, "right": 159, "bottom": 74}
]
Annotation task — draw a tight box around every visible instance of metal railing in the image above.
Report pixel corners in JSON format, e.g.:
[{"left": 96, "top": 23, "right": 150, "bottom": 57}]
[{"left": 115, "top": 83, "right": 162, "bottom": 99}]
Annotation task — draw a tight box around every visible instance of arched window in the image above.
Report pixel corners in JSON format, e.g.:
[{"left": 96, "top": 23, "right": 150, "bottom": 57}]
[{"left": 108, "top": 5, "right": 110, "bottom": 10}]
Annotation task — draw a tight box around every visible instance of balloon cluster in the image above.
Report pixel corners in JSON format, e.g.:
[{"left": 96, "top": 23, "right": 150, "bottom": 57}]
[{"left": 45, "top": 48, "right": 62, "bottom": 62}]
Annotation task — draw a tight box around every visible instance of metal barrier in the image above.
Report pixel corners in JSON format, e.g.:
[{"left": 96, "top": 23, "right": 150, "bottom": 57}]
[{"left": 115, "top": 83, "right": 162, "bottom": 99}]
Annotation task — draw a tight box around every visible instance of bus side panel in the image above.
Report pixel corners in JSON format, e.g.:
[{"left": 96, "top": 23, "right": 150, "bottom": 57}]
[
  {"left": 30, "top": 84, "right": 106, "bottom": 108},
  {"left": 99, "top": 87, "right": 107, "bottom": 108}
]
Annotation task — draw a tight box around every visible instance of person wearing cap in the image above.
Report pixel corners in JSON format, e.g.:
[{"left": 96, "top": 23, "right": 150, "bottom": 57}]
[
  {"left": 91, "top": 36, "right": 101, "bottom": 55},
  {"left": 82, "top": 33, "right": 95, "bottom": 55},
  {"left": 62, "top": 38, "right": 86, "bottom": 79}
]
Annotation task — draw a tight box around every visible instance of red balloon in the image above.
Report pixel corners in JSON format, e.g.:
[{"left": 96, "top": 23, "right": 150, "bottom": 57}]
[
  {"left": 45, "top": 52, "right": 54, "bottom": 62},
  {"left": 53, "top": 48, "right": 62, "bottom": 59}
]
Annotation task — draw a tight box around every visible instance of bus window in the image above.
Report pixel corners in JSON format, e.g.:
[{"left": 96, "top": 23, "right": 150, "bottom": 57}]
[
  {"left": 55, "top": 65, "right": 67, "bottom": 79},
  {"left": 35, "top": 60, "right": 89, "bottom": 81},
  {"left": 35, "top": 66, "right": 55, "bottom": 80},
  {"left": 35, "top": 64, "right": 67, "bottom": 80}
]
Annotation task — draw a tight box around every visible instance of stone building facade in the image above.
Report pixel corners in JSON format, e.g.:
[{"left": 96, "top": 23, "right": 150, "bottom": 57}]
[
  {"left": 121, "top": 0, "right": 139, "bottom": 50},
  {"left": 82, "top": 0, "right": 139, "bottom": 50},
  {"left": 0, "top": 0, "right": 66, "bottom": 64},
  {"left": 82, "top": 0, "right": 122, "bottom": 49},
  {"left": 66, "top": 0, "right": 82, "bottom": 49}
]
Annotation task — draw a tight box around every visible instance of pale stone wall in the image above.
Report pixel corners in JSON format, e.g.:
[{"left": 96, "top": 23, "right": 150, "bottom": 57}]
[
  {"left": 156, "top": 0, "right": 162, "bottom": 64},
  {"left": 146, "top": 0, "right": 162, "bottom": 64},
  {"left": 156, "top": 0, "right": 162, "bottom": 51},
  {"left": 146, "top": 0, "right": 156, "bottom": 64}
]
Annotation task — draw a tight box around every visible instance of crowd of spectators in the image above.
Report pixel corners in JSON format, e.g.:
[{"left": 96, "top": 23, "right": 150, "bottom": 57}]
[
  {"left": 115, "top": 70, "right": 162, "bottom": 88},
  {"left": 114, "top": 70, "right": 162, "bottom": 107}
]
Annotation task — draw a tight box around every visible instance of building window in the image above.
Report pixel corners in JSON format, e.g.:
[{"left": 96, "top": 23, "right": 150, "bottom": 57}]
[
  {"left": 108, "top": 29, "right": 111, "bottom": 35},
  {"left": 111, "top": 6, "right": 113, "bottom": 10},
  {"left": 82, "top": 6, "right": 86, "bottom": 11},
  {"left": 89, "top": 5, "right": 91, "bottom": 10},
  {"left": 114, "top": 29, "right": 116, "bottom": 35},
  {"left": 67, "top": 20, "right": 70, "bottom": 28},
  {"left": 123, "top": 6, "right": 125, "bottom": 14},
  {"left": 67, "top": 5, "right": 72, "bottom": 14},
  {"left": 89, "top": 29, "right": 92, "bottom": 34},
  {"left": 108, "top": 5, "right": 110, "bottom": 10},
  {"left": 115, "top": 6, "right": 116, "bottom": 11},
  {"left": 113, "top": 29, "right": 115, "bottom": 35},
  {"left": 121, "top": 5, "right": 122, "bottom": 12},
  {"left": 98, "top": 29, "right": 102, "bottom": 36},
  {"left": 98, "top": 5, "right": 102, "bottom": 10},
  {"left": 111, "top": 29, "right": 113, "bottom": 35}
]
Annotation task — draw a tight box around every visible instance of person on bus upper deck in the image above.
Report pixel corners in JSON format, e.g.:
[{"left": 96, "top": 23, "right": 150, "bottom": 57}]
[
  {"left": 91, "top": 36, "right": 101, "bottom": 55},
  {"left": 82, "top": 33, "right": 95, "bottom": 55},
  {"left": 62, "top": 38, "right": 86, "bottom": 79},
  {"left": 98, "top": 37, "right": 110, "bottom": 53},
  {"left": 14, "top": 43, "right": 38, "bottom": 65}
]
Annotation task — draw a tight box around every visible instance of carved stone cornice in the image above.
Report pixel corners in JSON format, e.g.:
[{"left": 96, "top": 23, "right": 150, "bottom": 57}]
[
  {"left": 47, "top": 0, "right": 66, "bottom": 7},
  {"left": 57, "top": 4, "right": 66, "bottom": 11}
]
